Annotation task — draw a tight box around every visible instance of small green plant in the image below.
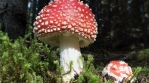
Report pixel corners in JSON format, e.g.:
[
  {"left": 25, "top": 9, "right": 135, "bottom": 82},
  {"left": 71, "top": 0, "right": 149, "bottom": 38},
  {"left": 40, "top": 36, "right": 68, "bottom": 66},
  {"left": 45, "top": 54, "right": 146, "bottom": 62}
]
[
  {"left": 75, "top": 55, "right": 102, "bottom": 83},
  {"left": 130, "top": 67, "right": 142, "bottom": 82}
]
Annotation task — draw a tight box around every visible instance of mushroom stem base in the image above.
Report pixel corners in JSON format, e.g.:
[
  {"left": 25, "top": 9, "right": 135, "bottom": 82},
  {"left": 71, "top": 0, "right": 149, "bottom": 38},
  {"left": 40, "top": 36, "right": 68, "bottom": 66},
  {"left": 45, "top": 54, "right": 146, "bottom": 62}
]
[{"left": 59, "top": 34, "right": 83, "bottom": 82}]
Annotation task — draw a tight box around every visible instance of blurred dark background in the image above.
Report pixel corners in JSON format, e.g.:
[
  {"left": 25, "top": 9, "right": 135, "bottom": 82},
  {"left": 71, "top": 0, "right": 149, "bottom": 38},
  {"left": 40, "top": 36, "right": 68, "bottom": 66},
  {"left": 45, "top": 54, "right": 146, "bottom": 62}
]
[{"left": 0, "top": 0, "right": 149, "bottom": 53}]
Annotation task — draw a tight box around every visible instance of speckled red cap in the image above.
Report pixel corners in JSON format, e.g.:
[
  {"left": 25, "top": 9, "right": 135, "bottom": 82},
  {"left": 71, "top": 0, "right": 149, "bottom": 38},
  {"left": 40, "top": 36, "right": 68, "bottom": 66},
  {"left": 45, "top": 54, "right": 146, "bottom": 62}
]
[
  {"left": 102, "top": 60, "right": 133, "bottom": 83},
  {"left": 33, "top": 0, "right": 98, "bottom": 47}
]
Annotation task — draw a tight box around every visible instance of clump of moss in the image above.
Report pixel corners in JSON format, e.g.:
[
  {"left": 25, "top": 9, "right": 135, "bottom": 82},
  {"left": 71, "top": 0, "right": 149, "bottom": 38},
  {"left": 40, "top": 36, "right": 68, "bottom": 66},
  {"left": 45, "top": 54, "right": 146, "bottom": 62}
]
[{"left": 0, "top": 31, "right": 58, "bottom": 83}]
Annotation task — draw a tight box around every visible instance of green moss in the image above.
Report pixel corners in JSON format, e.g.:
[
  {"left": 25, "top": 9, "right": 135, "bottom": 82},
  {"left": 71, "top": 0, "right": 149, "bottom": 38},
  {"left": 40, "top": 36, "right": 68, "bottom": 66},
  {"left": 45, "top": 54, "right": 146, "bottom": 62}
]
[
  {"left": 76, "top": 55, "right": 102, "bottom": 83},
  {"left": 0, "top": 31, "right": 58, "bottom": 83},
  {"left": 138, "top": 49, "right": 149, "bottom": 61}
]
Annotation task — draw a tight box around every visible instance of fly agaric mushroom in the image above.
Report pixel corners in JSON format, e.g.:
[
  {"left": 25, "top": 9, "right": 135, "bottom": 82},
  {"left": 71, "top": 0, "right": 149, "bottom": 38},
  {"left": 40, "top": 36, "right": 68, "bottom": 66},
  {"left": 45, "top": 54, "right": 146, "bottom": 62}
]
[
  {"left": 33, "top": 0, "right": 97, "bottom": 82},
  {"left": 102, "top": 60, "right": 134, "bottom": 83}
]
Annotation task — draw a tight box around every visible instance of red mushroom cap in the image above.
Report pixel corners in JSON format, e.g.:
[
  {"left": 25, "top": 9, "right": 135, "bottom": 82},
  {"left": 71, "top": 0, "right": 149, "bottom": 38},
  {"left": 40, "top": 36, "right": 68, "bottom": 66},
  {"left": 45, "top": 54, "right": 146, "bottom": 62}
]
[
  {"left": 33, "top": 0, "right": 97, "bottom": 47},
  {"left": 102, "top": 60, "right": 133, "bottom": 83}
]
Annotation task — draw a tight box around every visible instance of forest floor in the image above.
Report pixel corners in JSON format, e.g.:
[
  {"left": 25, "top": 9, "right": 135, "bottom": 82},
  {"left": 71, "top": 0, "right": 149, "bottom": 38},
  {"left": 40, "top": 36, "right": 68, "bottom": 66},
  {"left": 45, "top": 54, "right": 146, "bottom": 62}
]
[{"left": 82, "top": 51, "right": 149, "bottom": 83}]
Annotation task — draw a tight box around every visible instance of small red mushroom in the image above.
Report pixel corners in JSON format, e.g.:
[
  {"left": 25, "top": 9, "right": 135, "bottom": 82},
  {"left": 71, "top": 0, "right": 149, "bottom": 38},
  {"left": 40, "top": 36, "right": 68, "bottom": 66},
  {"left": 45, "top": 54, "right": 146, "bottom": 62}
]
[
  {"left": 33, "top": 0, "right": 97, "bottom": 82},
  {"left": 102, "top": 60, "right": 133, "bottom": 83}
]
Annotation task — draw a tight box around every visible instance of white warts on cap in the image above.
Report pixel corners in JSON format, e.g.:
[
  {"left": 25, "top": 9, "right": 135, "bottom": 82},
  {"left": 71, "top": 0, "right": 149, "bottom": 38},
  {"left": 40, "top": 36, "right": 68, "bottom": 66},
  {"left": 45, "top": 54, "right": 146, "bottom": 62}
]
[{"left": 33, "top": 0, "right": 98, "bottom": 47}]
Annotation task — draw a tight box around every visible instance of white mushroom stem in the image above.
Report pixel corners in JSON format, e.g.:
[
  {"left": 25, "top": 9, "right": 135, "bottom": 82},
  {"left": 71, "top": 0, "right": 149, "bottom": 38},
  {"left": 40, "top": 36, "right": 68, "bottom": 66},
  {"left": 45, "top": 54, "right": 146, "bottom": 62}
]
[{"left": 59, "top": 34, "right": 83, "bottom": 83}]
